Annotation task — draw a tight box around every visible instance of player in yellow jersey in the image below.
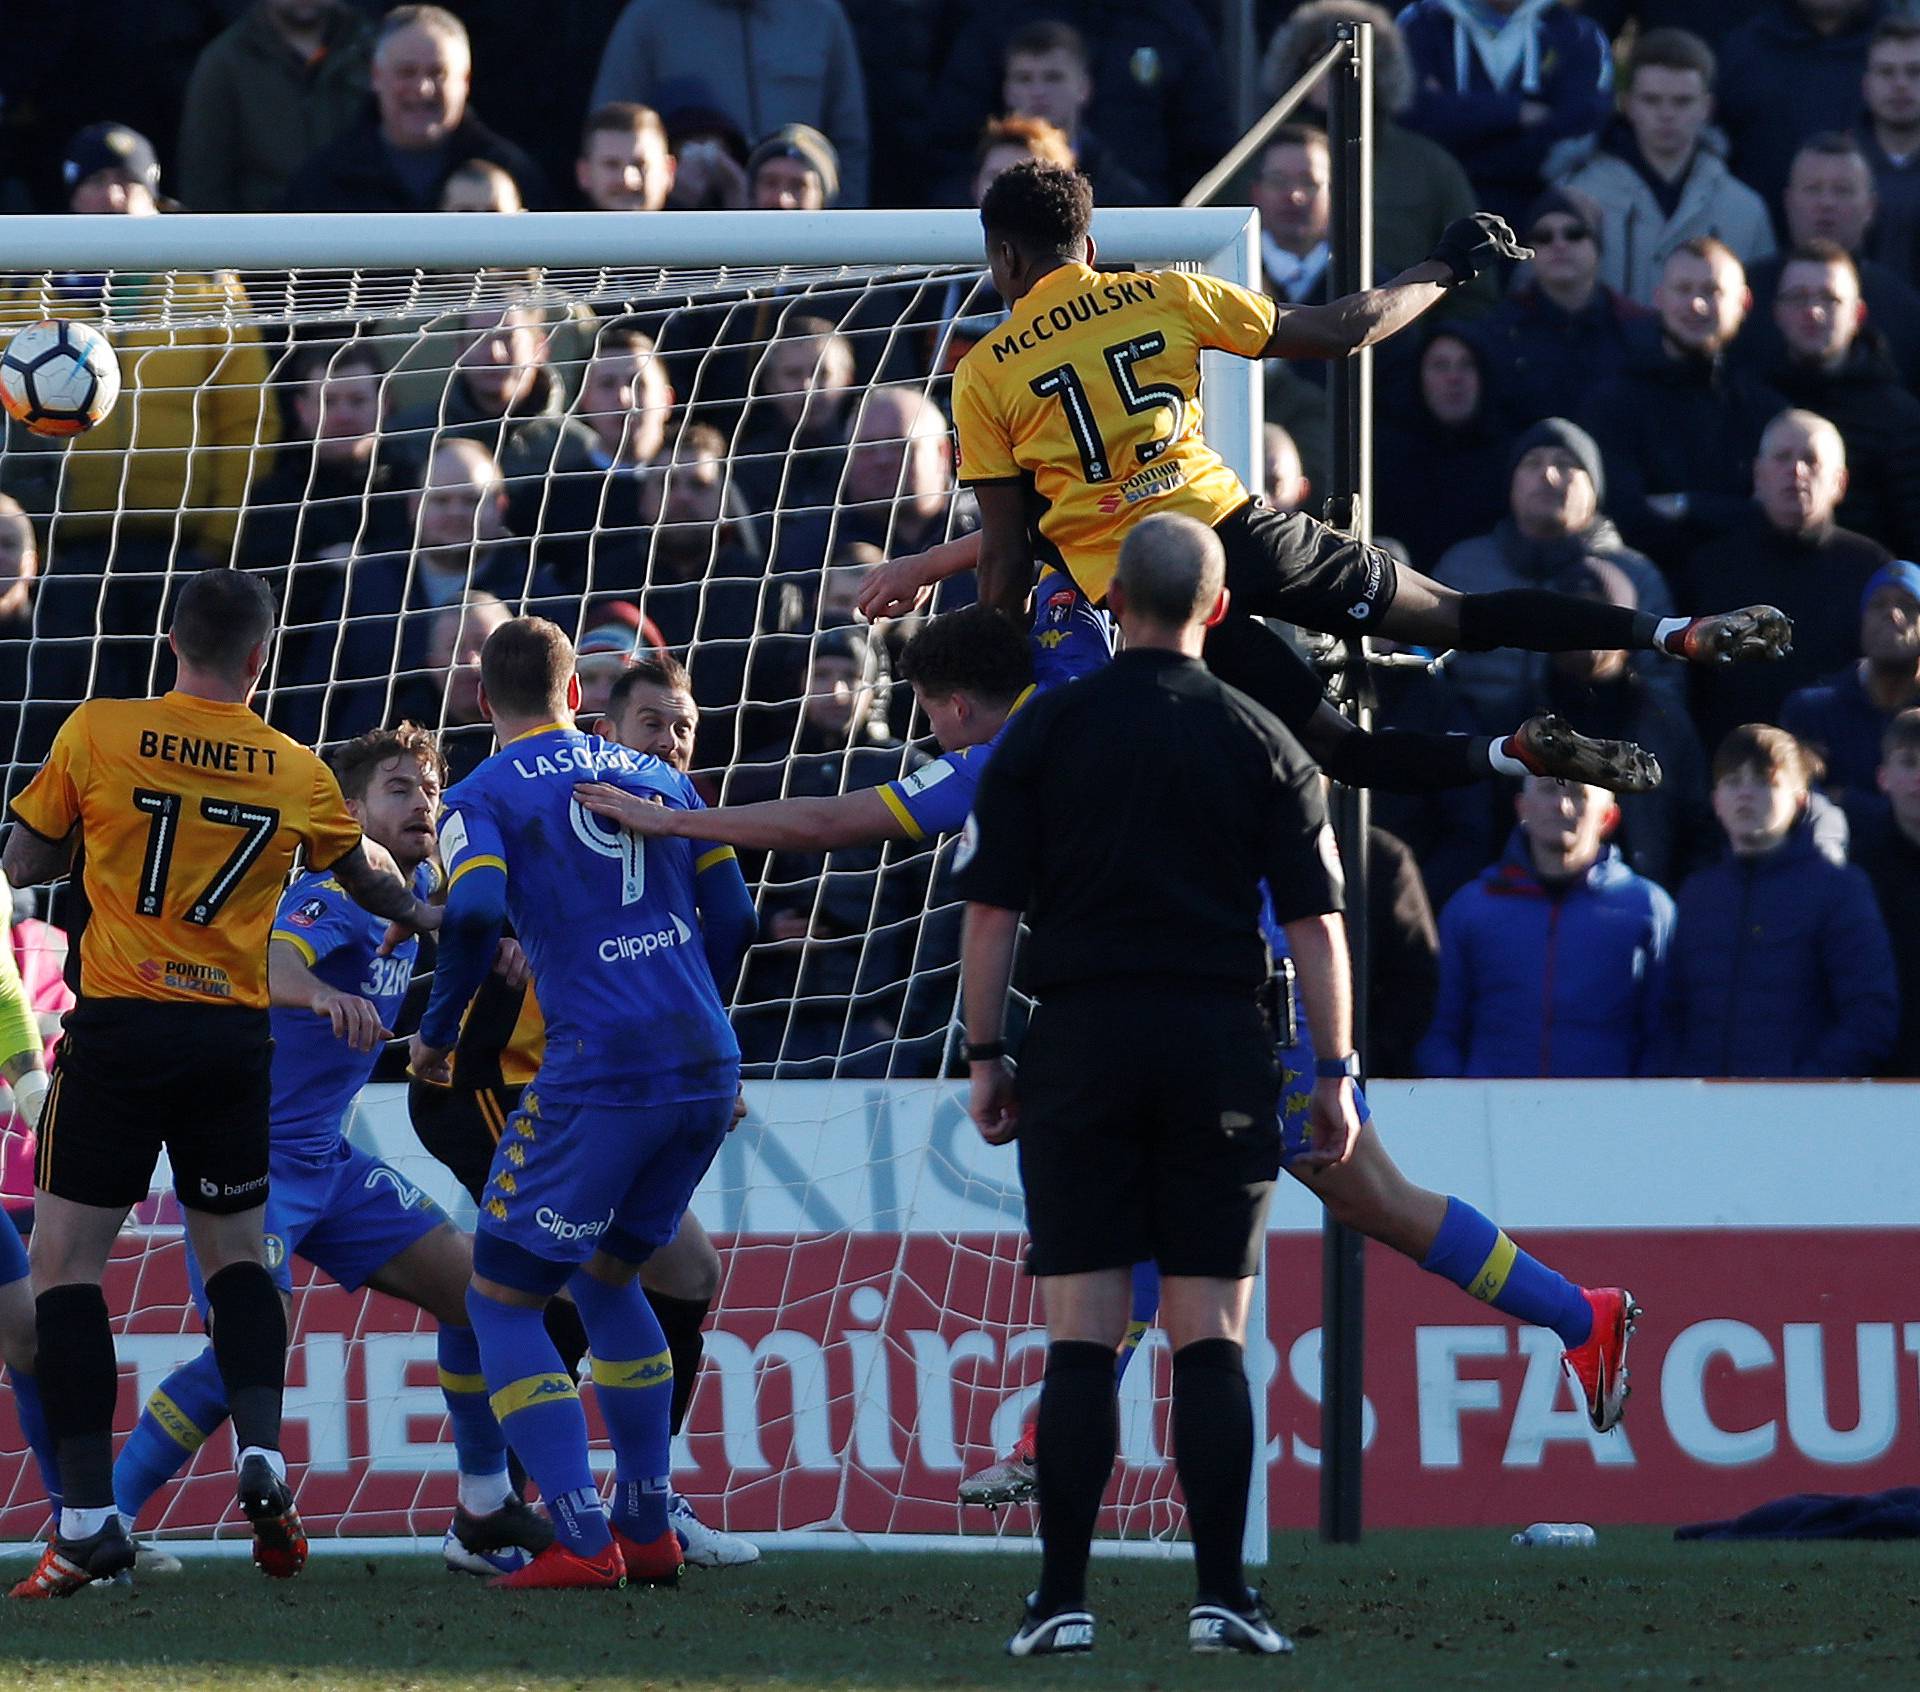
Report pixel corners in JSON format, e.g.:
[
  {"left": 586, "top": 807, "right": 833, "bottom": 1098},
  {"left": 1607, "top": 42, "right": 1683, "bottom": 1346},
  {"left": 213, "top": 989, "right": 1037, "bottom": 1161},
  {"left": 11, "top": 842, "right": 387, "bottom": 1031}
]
[
  {"left": 1, "top": 569, "right": 439, "bottom": 1597},
  {"left": 861, "top": 162, "right": 1792, "bottom": 768}
]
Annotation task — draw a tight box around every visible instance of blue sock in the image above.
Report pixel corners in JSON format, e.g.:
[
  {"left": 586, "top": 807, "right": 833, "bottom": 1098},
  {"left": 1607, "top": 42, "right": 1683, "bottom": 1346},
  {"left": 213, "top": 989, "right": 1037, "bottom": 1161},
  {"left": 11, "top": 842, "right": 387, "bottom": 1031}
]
[
  {"left": 10, "top": 1369, "right": 63, "bottom": 1520},
  {"left": 1420, "top": 1197, "right": 1592, "bottom": 1349},
  {"left": 437, "top": 1325, "right": 509, "bottom": 1489},
  {"left": 568, "top": 1272, "right": 673, "bottom": 1544},
  {"left": 1116, "top": 1260, "right": 1161, "bottom": 1386},
  {"left": 112, "top": 1346, "right": 230, "bottom": 1524},
  {"left": 466, "top": 1287, "right": 608, "bottom": 1556}
]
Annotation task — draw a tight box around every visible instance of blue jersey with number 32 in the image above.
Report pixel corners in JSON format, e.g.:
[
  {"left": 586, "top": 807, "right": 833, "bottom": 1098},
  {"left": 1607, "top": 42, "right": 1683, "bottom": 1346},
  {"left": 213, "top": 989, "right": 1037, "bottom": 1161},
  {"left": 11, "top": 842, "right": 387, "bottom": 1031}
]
[
  {"left": 437, "top": 727, "right": 739, "bottom": 1104},
  {"left": 267, "top": 861, "right": 434, "bottom": 1155}
]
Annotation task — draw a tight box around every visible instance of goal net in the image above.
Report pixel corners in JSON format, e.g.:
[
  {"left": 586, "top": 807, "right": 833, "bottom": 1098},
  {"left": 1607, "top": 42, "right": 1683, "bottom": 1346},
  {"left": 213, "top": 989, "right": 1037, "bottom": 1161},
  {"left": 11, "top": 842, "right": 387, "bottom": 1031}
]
[{"left": 0, "top": 208, "right": 1266, "bottom": 1557}]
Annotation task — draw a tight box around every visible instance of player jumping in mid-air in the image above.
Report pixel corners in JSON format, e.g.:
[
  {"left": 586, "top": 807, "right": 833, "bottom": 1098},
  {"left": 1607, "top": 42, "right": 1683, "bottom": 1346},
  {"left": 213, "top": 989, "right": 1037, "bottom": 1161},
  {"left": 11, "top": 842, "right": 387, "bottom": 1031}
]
[
  {"left": 108, "top": 724, "right": 552, "bottom": 1578},
  {"left": 577, "top": 603, "right": 1640, "bottom": 1513},
  {"left": 857, "top": 161, "right": 1792, "bottom": 752},
  {"left": 407, "top": 656, "right": 759, "bottom": 1570},
  {"left": 413, "top": 617, "right": 755, "bottom": 1590},
  {"left": 3, "top": 570, "right": 439, "bottom": 1597}
]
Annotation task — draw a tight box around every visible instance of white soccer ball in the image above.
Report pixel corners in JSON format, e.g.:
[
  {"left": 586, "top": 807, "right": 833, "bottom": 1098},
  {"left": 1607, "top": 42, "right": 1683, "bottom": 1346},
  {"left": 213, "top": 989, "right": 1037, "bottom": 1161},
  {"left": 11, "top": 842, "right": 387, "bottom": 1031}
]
[{"left": 0, "top": 319, "right": 122, "bottom": 438}]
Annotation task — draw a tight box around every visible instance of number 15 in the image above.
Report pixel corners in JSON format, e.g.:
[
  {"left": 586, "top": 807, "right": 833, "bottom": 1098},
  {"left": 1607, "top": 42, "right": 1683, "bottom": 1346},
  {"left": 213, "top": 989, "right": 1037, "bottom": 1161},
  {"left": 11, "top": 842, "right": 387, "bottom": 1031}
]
[{"left": 1028, "top": 333, "right": 1187, "bottom": 483}]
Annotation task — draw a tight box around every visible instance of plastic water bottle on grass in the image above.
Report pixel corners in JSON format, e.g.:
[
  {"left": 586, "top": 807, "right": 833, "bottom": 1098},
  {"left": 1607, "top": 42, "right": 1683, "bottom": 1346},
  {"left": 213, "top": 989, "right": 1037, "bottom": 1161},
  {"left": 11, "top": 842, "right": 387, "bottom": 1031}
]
[{"left": 1511, "top": 1523, "right": 1597, "bottom": 1548}]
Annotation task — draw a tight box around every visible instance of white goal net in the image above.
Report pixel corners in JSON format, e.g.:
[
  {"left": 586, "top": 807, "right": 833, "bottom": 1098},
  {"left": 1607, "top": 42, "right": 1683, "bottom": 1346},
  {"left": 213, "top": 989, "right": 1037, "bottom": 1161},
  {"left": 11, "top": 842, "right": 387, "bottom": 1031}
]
[{"left": 0, "top": 208, "right": 1265, "bottom": 1557}]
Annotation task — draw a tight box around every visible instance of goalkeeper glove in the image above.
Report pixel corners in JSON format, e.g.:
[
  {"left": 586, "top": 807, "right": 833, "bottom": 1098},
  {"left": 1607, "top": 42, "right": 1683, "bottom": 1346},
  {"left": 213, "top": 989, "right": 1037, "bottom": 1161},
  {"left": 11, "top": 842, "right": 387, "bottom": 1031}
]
[
  {"left": 1427, "top": 213, "right": 1532, "bottom": 286},
  {"left": 11, "top": 1068, "right": 49, "bottom": 1131}
]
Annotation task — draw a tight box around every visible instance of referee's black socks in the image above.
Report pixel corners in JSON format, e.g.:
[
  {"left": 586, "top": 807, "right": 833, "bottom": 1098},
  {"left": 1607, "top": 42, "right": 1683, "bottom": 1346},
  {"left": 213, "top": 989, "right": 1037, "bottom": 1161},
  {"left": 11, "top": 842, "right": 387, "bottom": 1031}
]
[
  {"left": 1034, "top": 1340, "right": 1118, "bottom": 1617},
  {"left": 205, "top": 1261, "right": 287, "bottom": 1455},
  {"left": 35, "top": 1284, "right": 119, "bottom": 1511},
  {"left": 1172, "top": 1338, "right": 1254, "bottom": 1609}
]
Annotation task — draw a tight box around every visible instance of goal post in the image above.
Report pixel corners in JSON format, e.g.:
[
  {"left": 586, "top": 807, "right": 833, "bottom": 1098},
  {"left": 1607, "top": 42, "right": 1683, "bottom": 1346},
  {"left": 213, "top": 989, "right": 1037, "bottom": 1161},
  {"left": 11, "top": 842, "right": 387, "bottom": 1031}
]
[{"left": 0, "top": 205, "right": 1270, "bottom": 1561}]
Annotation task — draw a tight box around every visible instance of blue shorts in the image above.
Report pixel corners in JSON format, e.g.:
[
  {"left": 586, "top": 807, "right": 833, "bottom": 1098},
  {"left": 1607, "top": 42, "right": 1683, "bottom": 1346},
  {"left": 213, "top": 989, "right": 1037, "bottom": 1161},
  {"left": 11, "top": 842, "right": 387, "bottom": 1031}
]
[
  {"left": 1030, "top": 568, "right": 1114, "bottom": 689},
  {"left": 0, "top": 1212, "right": 26, "bottom": 1287},
  {"left": 187, "top": 1139, "right": 449, "bottom": 1312},
  {"left": 473, "top": 1081, "right": 735, "bottom": 1292},
  {"left": 1277, "top": 1036, "right": 1372, "bottom": 1169}
]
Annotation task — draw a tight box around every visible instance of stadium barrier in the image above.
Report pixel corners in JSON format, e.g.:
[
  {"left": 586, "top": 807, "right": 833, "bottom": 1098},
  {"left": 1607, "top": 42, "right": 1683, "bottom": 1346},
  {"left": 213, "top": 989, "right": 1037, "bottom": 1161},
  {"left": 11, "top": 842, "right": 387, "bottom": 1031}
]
[{"left": 4, "top": 1077, "right": 1915, "bottom": 1550}]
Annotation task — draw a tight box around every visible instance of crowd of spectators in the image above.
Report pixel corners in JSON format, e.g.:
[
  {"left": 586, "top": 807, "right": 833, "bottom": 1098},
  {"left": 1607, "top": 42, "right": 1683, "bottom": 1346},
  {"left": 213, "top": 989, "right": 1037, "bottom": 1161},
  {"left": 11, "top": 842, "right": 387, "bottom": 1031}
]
[{"left": 2, "top": 0, "right": 1920, "bottom": 1082}]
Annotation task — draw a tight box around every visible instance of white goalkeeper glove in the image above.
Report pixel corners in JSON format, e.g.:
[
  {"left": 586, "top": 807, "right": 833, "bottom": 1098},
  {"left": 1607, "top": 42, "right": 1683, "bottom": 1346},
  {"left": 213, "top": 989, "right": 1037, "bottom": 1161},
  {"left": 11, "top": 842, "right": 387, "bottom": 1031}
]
[{"left": 11, "top": 1069, "right": 49, "bottom": 1131}]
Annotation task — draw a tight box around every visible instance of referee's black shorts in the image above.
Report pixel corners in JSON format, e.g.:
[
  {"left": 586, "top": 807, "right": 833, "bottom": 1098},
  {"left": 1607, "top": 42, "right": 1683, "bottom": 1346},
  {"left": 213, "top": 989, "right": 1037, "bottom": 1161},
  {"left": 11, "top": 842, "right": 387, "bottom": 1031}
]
[
  {"left": 39, "top": 997, "right": 272, "bottom": 1215},
  {"left": 407, "top": 1078, "right": 524, "bottom": 1204},
  {"left": 1212, "top": 497, "right": 1400, "bottom": 631},
  {"left": 1014, "top": 984, "right": 1282, "bottom": 1280}
]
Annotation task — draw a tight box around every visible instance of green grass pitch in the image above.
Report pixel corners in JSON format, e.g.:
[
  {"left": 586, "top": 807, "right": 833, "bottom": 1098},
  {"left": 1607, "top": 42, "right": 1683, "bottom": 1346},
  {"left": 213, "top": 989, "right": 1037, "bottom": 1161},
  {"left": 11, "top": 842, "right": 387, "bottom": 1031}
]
[{"left": 2, "top": 1529, "right": 1915, "bottom": 1690}]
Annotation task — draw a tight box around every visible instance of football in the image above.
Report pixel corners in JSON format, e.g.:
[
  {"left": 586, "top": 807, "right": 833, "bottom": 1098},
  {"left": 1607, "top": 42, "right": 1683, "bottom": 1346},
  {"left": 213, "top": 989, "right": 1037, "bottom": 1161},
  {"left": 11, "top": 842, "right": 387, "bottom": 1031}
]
[{"left": 0, "top": 318, "right": 122, "bottom": 438}]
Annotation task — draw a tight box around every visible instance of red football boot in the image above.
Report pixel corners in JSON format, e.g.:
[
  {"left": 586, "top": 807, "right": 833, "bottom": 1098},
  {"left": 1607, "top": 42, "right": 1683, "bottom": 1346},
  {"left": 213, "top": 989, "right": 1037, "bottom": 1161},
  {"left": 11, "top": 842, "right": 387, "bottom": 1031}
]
[
  {"left": 1562, "top": 1287, "right": 1641, "bottom": 1433},
  {"left": 489, "top": 1540, "right": 627, "bottom": 1591},
  {"left": 611, "top": 1526, "right": 684, "bottom": 1587}
]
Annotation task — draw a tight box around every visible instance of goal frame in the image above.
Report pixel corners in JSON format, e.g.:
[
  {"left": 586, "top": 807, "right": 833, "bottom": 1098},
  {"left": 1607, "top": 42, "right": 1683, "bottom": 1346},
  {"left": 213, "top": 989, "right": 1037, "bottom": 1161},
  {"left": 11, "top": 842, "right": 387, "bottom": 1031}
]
[{"left": 0, "top": 205, "right": 1267, "bottom": 1564}]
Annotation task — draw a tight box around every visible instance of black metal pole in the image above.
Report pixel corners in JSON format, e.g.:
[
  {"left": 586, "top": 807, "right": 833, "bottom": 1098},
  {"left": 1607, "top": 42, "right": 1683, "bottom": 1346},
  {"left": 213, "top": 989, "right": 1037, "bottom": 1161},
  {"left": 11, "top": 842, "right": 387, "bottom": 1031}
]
[{"left": 1319, "top": 16, "right": 1373, "bottom": 1549}]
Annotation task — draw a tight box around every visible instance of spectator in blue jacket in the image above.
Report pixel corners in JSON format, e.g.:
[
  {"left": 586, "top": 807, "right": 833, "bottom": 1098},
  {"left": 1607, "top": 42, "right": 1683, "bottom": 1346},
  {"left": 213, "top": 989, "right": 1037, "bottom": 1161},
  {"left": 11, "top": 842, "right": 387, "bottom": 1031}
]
[
  {"left": 1782, "top": 558, "right": 1920, "bottom": 845},
  {"left": 1395, "top": 0, "right": 1614, "bottom": 228},
  {"left": 1417, "top": 775, "right": 1675, "bottom": 1079},
  {"left": 1657, "top": 723, "right": 1899, "bottom": 1077}
]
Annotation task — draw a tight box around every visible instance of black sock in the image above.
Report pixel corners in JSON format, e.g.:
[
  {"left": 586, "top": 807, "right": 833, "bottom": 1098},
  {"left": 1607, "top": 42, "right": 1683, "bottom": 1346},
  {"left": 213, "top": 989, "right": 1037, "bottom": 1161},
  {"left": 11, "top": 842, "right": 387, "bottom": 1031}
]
[
  {"left": 1033, "top": 1340, "right": 1119, "bottom": 1617},
  {"left": 35, "top": 1284, "right": 119, "bottom": 1511},
  {"left": 1172, "top": 1338, "right": 1254, "bottom": 1609},
  {"left": 1320, "top": 726, "right": 1494, "bottom": 792},
  {"left": 204, "top": 1261, "right": 286, "bottom": 1454},
  {"left": 645, "top": 1291, "right": 710, "bottom": 1437},
  {"left": 1455, "top": 589, "right": 1649, "bottom": 655}
]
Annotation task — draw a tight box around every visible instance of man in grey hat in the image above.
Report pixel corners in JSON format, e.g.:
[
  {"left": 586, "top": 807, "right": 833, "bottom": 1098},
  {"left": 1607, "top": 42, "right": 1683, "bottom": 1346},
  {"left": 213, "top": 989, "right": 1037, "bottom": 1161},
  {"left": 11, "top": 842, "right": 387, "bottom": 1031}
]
[{"left": 1435, "top": 417, "right": 1680, "bottom": 730}]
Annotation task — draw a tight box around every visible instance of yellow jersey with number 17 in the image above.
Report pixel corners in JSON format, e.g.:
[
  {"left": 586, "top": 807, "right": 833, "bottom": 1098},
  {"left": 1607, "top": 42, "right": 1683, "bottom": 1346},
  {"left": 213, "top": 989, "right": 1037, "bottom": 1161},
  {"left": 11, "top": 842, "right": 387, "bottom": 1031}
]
[
  {"left": 9, "top": 693, "right": 364, "bottom": 1009},
  {"left": 950, "top": 261, "right": 1277, "bottom": 602}
]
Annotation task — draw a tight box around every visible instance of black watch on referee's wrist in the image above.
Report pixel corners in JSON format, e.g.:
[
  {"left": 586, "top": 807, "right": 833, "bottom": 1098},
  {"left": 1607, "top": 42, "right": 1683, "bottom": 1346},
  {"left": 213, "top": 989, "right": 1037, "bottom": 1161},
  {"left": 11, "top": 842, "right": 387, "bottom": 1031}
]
[
  {"left": 964, "top": 1039, "right": 1006, "bottom": 1063},
  {"left": 1315, "top": 1052, "right": 1360, "bottom": 1080}
]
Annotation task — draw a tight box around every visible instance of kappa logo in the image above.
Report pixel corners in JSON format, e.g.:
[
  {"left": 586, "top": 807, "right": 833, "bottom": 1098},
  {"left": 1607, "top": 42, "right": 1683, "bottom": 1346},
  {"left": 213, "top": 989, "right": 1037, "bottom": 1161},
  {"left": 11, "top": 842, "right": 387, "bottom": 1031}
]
[
  {"left": 495, "top": 1172, "right": 518, "bottom": 1196},
  {"left": 485, "top": 1197, "right": 510, "bottom": 1221},
  {"left": 505, "top": 1141, "right": 526, "bottom": 1168},
  {"left": 601, "top": 1357, "right": 672, "bottom": 1388}
]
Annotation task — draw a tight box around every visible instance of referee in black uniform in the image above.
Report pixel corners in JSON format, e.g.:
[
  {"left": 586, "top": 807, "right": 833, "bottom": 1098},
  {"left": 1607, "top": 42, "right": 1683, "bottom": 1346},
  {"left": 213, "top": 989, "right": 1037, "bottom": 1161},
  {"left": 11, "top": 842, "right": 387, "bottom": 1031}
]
[{"left": 957, "top": 511, "right": 1359, "bottom": 1659}]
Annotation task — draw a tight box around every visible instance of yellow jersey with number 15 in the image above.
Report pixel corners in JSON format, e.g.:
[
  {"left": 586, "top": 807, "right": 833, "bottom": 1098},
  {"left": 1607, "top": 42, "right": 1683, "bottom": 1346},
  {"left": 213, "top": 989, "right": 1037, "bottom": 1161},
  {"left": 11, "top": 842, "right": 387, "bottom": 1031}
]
[
  {"left": 8, "top": 693, "right": 364, "bottom": 1009},
  {"left": 950, "top": 261, "right": 1277, "bottom": 602}
]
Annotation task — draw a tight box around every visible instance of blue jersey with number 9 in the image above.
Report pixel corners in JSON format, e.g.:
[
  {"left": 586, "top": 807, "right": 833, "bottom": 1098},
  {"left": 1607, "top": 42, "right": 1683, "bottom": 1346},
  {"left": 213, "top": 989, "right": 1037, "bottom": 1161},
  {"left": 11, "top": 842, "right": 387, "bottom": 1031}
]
[{"left": 436, "top": 726, "right": 739, "bottom": 1105}]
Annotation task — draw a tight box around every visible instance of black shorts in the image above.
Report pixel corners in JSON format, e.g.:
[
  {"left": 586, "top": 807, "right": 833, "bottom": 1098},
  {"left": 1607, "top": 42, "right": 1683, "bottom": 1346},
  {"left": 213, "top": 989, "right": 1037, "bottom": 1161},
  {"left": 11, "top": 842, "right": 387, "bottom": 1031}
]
[
  {"left": 1213, "top": 498, "right": 1400, "bottom": 633},
  {"left": 1014, "top": 985, "right": 1282, "bottom": 1279},
  {"left": 407, "top": 1078, "right": 523, "bottom": 1205},
  {"left": 39, "top": 998, "right": 272, "bottom": 1215}
]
